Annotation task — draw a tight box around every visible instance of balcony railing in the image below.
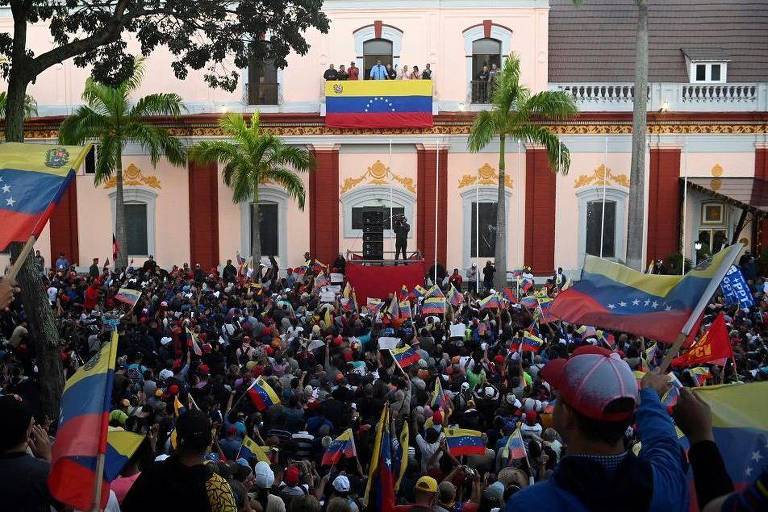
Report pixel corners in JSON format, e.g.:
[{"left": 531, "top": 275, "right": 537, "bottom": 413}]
[
  {"left": 247, "top": 83, "right": 279, "bottom": 106},
  {"left": 470, "top": 80, "right": 498, "bottom": 104},
  {"left": 550, "top": 81, "right": 767, "bottom": 112}
]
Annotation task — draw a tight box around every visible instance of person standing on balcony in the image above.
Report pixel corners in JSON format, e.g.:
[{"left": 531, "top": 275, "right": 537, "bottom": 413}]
[
  {"left": 477, "top": 64, "right": 490, "bottom": 103},
  {"left": 386, "top": 63, "right": 397, "bottom": 80},
  {"left": 422, "top": 63, "right": 433, "bottom": 79},
  {"left": 323, "top": 64, "right": 338, "bottom": 80},
  {"left": 411, "top": 65, "right": 421, "bottom": 79},
  {"left": 348, "top": 61, "right": 359, "bottom": 80},
  {"left": 399, "top": 65, "right": 411, "bottom": 80},
  {"left": 337, "top": 64, "right": 348, "bottom": 80},
  {"left": 370, "top": 59, "right": 387, "bottom": 80}
]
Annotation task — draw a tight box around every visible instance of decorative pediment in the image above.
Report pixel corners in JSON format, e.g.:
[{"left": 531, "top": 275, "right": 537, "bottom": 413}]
[
  {"left": 103, "top": 163, "right": 161, "bottom": 189},
  {"left": 573, "top": 164, "right": 629, "bottom": 189},
  {"left": 340, "top": 160, "right": 416, "bottom": 194},
  {"left": 457, "top": 163, "right": 513, "bottom": 189}
]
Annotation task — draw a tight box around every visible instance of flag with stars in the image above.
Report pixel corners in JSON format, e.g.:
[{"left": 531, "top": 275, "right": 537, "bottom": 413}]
[
  {"left": 0, "top": 142, "right": 91, "bottom": 250},
  {"left": 688, "top": 382, "right": 768, "bottom": 501},
  {"left": 548, "top": 245, "right": 743, "bottom": 343},
  {"left": 325, "top": 80, "right": 433, "bottom": 128},
  {"left": 363, "top": 403, "right": 395, "bottom": 512}
]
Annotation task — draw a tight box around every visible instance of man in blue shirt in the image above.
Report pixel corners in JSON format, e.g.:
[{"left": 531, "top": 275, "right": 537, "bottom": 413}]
[
  {"left": 55, "top": 252, "right": 69, "bottom": 271},
  {"left": 505, "top": 346, "right": 688, "bottom": 512},
  {"left": 370, "top": 59, "right": 387, "bottom": 80}
]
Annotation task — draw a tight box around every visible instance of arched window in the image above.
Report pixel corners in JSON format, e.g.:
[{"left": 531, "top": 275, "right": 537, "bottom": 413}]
[
  {"left": 363, "top": 39, "right": 393, "bottom": 80},
  {"left": 471, "top": 38, "right": 501, "bottom": 103},
  {"left": 576, "top": 187, "right": 628, "bottom": 262}
]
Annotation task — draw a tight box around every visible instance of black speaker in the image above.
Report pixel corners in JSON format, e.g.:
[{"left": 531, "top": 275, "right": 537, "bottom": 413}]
[
  {"left": 363, "top": 232, "right": 384, "bottom": 243},
  {"left": 363, "top": 223, "right": 384, "bottom": 234},
  {"left": 363, "top": 241, "right": 383, "bottom": 260},
  {"left": 362, "top": 210, "right": 384, "bottom": 226}
]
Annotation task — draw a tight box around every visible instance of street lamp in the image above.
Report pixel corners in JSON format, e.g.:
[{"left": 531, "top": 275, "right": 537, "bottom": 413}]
[{"left": 694, "top": 241, "right": 703, "bottom": 266}]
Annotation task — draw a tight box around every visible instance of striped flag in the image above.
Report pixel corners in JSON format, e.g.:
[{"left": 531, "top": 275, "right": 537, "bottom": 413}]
[
  {"left": 393, "top": 422, "right": 409, "bottom": 492},
  {"left": 115, "top": 288, "right": 141, "bottom": 307},
  {"left": 520, "top": 296, "right": 538, "bottom": 309},
  {"left": 366, "top": 298, "right": 384, "bottom": 315},
  {"left": 104, "top": 431, "right": 144, "bottom": 482},
  {"left": 363, "top": 404, "right": 395, "bottom": 511},
  {"left": 413, "top": 285, "right": 428, "bottom": 298},
  {"left": 510, "top": 331, "right": 544, "bottom": 352},
  {"left": 502, "top": 288, "right": 518, "bottom": 304},
  {"left": 391, "top": 344, "right": 420, "bottom": 369},
  {"left": 502, "top": 427, "right": 527, "bottom": 461},
  {"left": 238, "top": 435, "right": 271, "bottom": 463},
  {"left": 173, "top": 395, "right": 187, "bottom": 418},
  {"left": 321, "top": 428, "right": 357, "bottom": 466},
  {"left": 247, "top": 377, "right": 281, "bottom": 411},
  {"left": 448, "top": 284, "right": 464, "bottom": 307},
  {"left": 386, "top": 297, "right": 400, "bottom": 318},
  {"left": 445, "top": 428, "right": 485, "bottom": 457},
  {"left": 399, "top": 299, "right": 412, "bottom": 319},
  {"left": 431, "top": 377, "right": 448, "bottom": 410},
  {"left": 479, "top": 293, "right": 501, "bottom": 310}
]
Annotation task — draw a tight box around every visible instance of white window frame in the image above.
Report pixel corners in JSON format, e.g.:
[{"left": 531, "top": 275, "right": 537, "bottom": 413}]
[
  {"left": 576, "top": 186, "right": 628, "bottom": 263},
  {"left": 689, "top": 62, "right": 727, "bottom": 84},
  {"left": 354, "top": 25, "right": 403, "bottom": 75},
  {"left": 460, "top": 187, "right": 512, "bottom": 270},
  {"left": 462, "top": 24, "right": 513, "bottom": 104},
  {"left": 342, "top": 185, "right": 415, "bottom": 239},
  {"left": 109, "top": 188, "right": 157, "bottom": 257}
]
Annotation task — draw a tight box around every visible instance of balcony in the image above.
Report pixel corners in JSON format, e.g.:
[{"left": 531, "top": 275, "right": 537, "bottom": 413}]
[
  {"left": 246, "top": 82, "right": 279, "bottom": 106},
  {"left": 470, "top": 80, "right": 498, "bottom": 104},
  {"left": 550, "top": 82, "right": 768, "bottom": 112}
]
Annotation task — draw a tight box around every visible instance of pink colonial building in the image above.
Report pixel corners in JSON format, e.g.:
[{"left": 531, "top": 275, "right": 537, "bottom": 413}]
[{"left": 3, "top": 0, "right": 768, "bottom": 278}]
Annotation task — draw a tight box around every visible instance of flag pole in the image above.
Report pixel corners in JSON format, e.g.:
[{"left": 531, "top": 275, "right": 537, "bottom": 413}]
[
  {"left": 681, "top": 138, "right": 688, "bottom": 275},
  {"left": 434, "top": 139, "right": 439, "bottom": 285},
  {"left": 475, "top": 162, "right": 480, "bottom": 294},
  {"left": 7, "top": 235, "right": 37, "bottom": 282},
  {"left": 92, "top": 329, "right": 119, "bottom": 511},
  {"left": 600, "top": 136, "right": 608, "bottom": 258}
]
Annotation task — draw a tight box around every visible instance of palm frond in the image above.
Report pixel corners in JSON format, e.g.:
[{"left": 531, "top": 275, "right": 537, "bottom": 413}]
[
  {"left": 467, "top": 110, "right": 498, "bottom": 152},
  {"left": 122, "top": 56, "right": 147, "bottom": 94},
  {"left": 131, "top": 93, "right": 185, "bottom": 118},
  {"left": 93, "top": 135, "right": 119, "bottom": 185},
  {"left": 189, "top": 140, "right": 242, "bottom": 166},
  {"left": 519, "top": 90, "right": 578, "bottom": 122},
  {"left": 0, "top": 92, "right": 39, "bottom": 119},
  {"left": 58, "top": 105, "right": 111, "bottom": 145},
  {"left": 261, "top": 168, "right": 307, "bottom": 209},
  {"left": 81, "top": 78, "right": 119, "bottom": 116},
  {"left": 125, "top": 122, "right": 186, "bottom": 167},
  {"left": 490, "top": 55, "right": 526, "bottom": 114},
  {"left": 513, "top": 124, "right": 571, "bottom": 175},
  {"left": 219, "top": 112, "right": 250, "bottom": 139}
]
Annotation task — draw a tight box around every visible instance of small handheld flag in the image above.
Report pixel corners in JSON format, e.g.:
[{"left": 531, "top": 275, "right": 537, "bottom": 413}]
[
  {"left": 247, "top": 377, "right": 281, "bottom": 411},
  {"left": 391, "top": 344, "right": 420, "bottom": 369},
  {"left": 115, "top": 288, "right": 142, "bottom": 308},
  {"left": 445, "top": 428, "right": 485, "bottom": 457},
  {"left": 238, "top": 435, "right": 271, "bottom": 463},
  {"left": 321, "top": 428, "right": 357, "bottom": 466},
  {"left": 502, "top": 427, "right": 527, "bottom": 461}
]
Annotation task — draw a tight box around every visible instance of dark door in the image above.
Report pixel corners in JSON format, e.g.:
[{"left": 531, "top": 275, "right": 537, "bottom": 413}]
[{"left": 251, "top": 203, "right": 279, "bottom": 257}]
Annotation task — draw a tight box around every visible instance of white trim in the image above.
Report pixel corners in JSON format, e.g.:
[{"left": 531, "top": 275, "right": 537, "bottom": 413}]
[
  {"left": 462, "top": 24, "right": 513, "bottom": 102},
  {"left": 688, "top": 62, "right": 728, "bottom": 84},
  {"left": 108, "top": 188, "right": 157, "bottom": 258},
  {"left": 239, "top": 187, "right": 289, "bottom": 269},
  {"left": 341, "top": 185, "right": 415, "bottom": 238},
  {"left": 576, "top": 186, "right": 628, "bottom": 263},
  {"left": 460, "top": 187, "right": 512, "bottom": 271},
  {"left": 354, "top": 25, "right": 404, "bottom": 73}
]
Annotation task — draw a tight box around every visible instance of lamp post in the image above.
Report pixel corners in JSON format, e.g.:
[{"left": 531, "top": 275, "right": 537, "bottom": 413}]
[{"left": 694, "top": 241, "right": 703, "bottom": 266}]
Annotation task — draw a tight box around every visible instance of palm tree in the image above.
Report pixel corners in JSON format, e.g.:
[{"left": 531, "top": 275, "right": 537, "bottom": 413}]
[
  {"left": 59, "top": 58, "right": 186, "bottom": 269},
  {"left": 189, "top": 112, "right": 312, "bottom": 265},
  {"left": 0, "top": 91, "right": 38, "bottom": 119},
  {"left": 468, "top": 54, "right": 577, "bottom": 290}
]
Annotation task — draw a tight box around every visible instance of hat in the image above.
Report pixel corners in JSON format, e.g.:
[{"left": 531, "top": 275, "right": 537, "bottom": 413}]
[
  {"left": 332, "top": 475, "right": 351, "bottom": 493},
  {"left": 541, "top": 346, "right": 638, "bottom": 421},
  {"left": 253, "top": 461, "right": 275, "bottom": 489},
  {"left": 415, "top": 476, "right": 438, "bottom": 493},
  {"left": 160, "top": 336, "right": 172, "bottom": 346},
  {"left": 198, "top": 364, "right": 210, "bottom": 375},
  {"left": 109, "top": 409, "right": 128, "bottom": 426},
  {"left": 284, "top": 465, "right": 300, "bottom": 486},
  {"left": 159, "top": 369, "right": 174, "bottom": 381}
]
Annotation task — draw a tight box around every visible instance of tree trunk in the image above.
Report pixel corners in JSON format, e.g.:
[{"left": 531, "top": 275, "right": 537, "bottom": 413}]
[
  {"left": 251, "top": 189, "right": 262, "bottom": 266},
  {"left": 5, "top": 73, "right": 29, "bottom": 143},
  {"left": 114, "top": 153, "right": 129, "bottom": 269},
  {"left": 10, "top": 246, "right": 65, "bottom": 423},
  {"left": 493, "top": 135, "right": 507, "bottom": 290},
  {"left": 626, "top": 0, "right": 649, "bottom": 270}
]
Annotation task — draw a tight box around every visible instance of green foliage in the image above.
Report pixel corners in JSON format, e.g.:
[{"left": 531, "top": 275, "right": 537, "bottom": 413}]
[
  {"left": 0, "top": 91, "right": 37, "bottom": 119},
  {"left": 189, "top": 112, "right": 312, "bottom": 208},
  {"left": 663, "top": 252, "right": 694, "bottom": 275},
  {"left": 58, "top": 58, "right": 187, "bottom": 185},
  {"left": 467, "top": 54, "right": 578, "bottom": 173}
]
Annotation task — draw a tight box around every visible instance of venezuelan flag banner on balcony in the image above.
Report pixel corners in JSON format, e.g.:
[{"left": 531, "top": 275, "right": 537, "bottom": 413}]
[
  {"left": 325, "top": 80, "right": 433, "bottom": 128},
  {"left": 0, "top": 142, "right": 91, "bottom": 250}
]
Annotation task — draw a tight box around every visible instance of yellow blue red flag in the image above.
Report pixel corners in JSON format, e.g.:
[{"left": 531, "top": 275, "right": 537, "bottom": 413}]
[
  {"left": 104, "top": 430, "right": 145, "bottom": 481},
  {"left": 238, "top": 435, "right": 271, "bottom": 463},
  {"left": 0, "top": 142, "right": 91, "bottom": 250},
  {"left": 325, "top": 80, "right": 433, "bottom": 128}
]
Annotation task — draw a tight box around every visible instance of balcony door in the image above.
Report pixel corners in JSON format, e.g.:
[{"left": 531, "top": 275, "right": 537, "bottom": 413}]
[
  {"left": 363, "top": 39, "right": 393, "bottom": 79},
  {"left": 471, "top": 38, "right": 501, "bottom": 103}
]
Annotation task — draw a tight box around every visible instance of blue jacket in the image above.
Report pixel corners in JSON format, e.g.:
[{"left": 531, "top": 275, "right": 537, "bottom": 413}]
[{"left": 505, "top": 388, "right": 689, "bottom": 512}]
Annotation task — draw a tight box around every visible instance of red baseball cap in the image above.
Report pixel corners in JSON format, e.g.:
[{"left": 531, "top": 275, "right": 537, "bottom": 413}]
[
  {"left": 541, "top": 346, "right": 638, "bottom": 421},
  {"left": 284, "top": 465, "right": 300, "bottom": 486}
]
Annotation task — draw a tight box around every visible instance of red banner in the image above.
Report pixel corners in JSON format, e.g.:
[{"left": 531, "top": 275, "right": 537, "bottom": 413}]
[{"left": 346, "top": 262, "right": 425, "bottom": 304}]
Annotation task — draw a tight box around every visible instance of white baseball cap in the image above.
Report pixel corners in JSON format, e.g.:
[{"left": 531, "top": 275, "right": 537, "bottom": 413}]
[
  {"left": 253, "top": 461, "right": 275, "bottom": 489},
  {"left": 332, "top": 475, "right": 351, "bottom": 493}
]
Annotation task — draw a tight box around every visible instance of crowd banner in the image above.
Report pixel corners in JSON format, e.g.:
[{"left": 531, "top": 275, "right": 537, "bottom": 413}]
[{"left": 720, "top": 265, "right": 754, "bottom": 309}]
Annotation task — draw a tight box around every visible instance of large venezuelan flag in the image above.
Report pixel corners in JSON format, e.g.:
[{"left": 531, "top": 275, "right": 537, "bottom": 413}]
[
  {"left": 104, "top": 430, "right": 145, "bottom": 481},
  {"left": 0, "top": 142, "right": 91, "bottom": 250},
  {"left": 549, "top": 245, "right": 742, "bottom": 343},
  {"left": 325, "top": 80, "right": 433, "bottom": 128},
  {"left": 363, "top": 404, "right": 395, "bottom": 512},
  {"left": 49, "top": 331, "right": 118, "bottom": 510},
  {"left": 445, "top": 428, "right": 486, "bottom": 457}
]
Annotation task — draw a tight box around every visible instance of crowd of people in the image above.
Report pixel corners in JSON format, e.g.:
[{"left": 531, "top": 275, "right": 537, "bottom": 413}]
[
  {"left": 323, "top": 61, "right": 433, "bottom": 81},
  {"left": 0, "top": 250, "right": 767, "bottom": 512}
]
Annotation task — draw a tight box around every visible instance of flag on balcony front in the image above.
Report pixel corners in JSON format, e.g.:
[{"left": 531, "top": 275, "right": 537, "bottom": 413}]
[{"left": 325, "top": 80, "right": 433, "bottom": 128}]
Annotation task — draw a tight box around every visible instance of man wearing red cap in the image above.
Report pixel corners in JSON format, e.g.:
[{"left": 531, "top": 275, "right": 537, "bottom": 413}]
[{"left": 505, "top": 346, "right": 689, "bottom": 512}]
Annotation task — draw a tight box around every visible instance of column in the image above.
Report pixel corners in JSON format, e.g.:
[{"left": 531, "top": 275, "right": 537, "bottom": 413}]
[
  {"left": 310, "top": 146, "right": 340, "bottom": 265},
  {"left": 646, "top": 146, "right": 681, "bottom": 264},
  {"left": 755, "top": 145, "right": 768, "bottom": 251},
  {"left": 49, "top": 177, "right": 79, "bottom": 266},
  {"left": 416, "top": 145, "right": 448, "bottom": 268},
  {"left": 524, "top": 147, "right": 556, "bottom": 275},
  {"left": 188, "top": 160, "right": 220, "bottom": 269}
]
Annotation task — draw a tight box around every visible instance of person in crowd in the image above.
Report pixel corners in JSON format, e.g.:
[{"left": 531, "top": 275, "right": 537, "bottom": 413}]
[
  {"left": 34, "top": 250, "right": 45, "bottom": 274},
  {"left": 448, "top": 268, "right": 463, "bottom": 290},
  {"left": 482, "top": 261, "right": 495, "bottom": 290},
  {"left": 399, "top": 65, "right": 411, "bottom": 80},
  {"left": 347, "top": 61, "right": 359, "bottom": 80},
  {"left": 89, "top": 257, "right": 100, "bottom": 278},
  {"left": 337, "top": 64, "right": 348, "bottom": 81},
  {"left": 323, "top": 64, "right": 338, "bottom": 81},
  {"left": 370, "top": 59, "right": 387, "bottom": 80},
  {"left": 223, "top": 259, "right": 238, "bottom": 284},
  {"left": 55, "top": 252, "right": 70, "bottom": 271},
  {"left": 421, "top": 63, "right": 432, "bottom": 80},
  {"left": 386, "top": 63, "right": 397, "bottom": 80}
]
